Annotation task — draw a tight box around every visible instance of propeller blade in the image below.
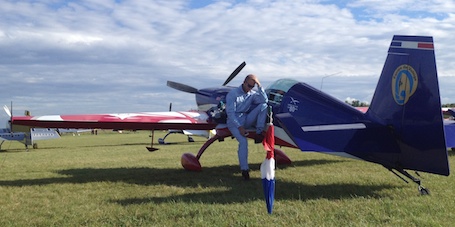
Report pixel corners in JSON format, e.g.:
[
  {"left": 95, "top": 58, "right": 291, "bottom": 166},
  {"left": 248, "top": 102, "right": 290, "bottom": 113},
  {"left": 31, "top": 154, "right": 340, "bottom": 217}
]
[
  {"left": 5, "top": 102, "right": 12, "bottom": 132},
  {"left": 223, "top": 61, "right": 246, "bottom": 86},
  {"left": 167, "top": 81, "right": 199, "bottom": 94},
  {"left": 3, "top": 105, "right": 11, "bottom": 117}
]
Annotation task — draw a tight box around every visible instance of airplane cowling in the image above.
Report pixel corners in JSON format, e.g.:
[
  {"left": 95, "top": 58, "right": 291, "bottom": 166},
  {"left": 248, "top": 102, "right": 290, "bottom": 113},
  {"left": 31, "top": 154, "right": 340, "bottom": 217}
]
[
  {"left": 181, "top": 153, "right": 202, "bottom": 171},
  {"left": 274, "top": 148, "right": 292, "bottom": 165}
]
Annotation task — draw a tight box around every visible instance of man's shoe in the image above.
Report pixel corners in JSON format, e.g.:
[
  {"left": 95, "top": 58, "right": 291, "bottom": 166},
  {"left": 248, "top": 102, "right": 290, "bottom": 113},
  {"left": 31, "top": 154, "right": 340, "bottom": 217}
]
[
  {"left": 241, "top": 170, "right": 250, "bottom": 180},
  {"left": 254, "top": 133, "right": 264, "bottom": 144}
]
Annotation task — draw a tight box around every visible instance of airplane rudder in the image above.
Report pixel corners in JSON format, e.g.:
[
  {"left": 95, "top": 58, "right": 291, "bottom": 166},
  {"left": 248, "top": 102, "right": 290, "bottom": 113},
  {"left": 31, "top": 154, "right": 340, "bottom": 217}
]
[
  {"left": 368, "top": 35, "right": 438, "bottom": 121},
  {"left": 368, "top": 35, "right": 449, "bottom": 175}
]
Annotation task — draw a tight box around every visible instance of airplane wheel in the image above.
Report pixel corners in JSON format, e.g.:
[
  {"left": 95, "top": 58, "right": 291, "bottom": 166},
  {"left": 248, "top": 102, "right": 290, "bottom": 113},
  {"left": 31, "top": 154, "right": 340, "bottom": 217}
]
[
  {"left": 419, "top": 186, "right": 430, "bottom": 195},
  {"left": 158, "top": 138, "right": 165, "bottom": 144},
  {"left": 181, "top": 153, "right": 202, "bottom": 171},
  {"left": 188, "top": 137, "right": 194, "bottom": 142}
]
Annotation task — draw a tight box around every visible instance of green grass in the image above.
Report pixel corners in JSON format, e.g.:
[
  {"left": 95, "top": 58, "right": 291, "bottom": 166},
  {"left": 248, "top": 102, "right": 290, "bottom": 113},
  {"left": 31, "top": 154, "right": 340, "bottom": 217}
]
[{"left": 0, "top": 130, "right": 454, "bottom": 226}]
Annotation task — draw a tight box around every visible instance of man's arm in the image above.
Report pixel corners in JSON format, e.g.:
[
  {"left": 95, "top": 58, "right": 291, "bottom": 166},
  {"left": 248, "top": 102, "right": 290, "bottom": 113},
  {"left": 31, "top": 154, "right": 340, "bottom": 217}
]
[
  {"left": 256, "top": 86, "right": 268, "bottom": 103},
  {"left": 251, "top": 77, "right": 268, "bottom": 104},
  {"left": 226, "top": 91, "right": 241, "bottom": 128}
]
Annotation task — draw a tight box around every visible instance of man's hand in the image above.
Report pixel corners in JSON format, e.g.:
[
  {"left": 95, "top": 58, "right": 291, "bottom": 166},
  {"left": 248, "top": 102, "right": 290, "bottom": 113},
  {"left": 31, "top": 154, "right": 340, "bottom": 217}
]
[
  {"left": 239, "top": 126, "right": 248, "bottom": 137},
  {"left": 252, "top": 77, "right": 261, "bottom": 87},
  {"left": 248, "top": 74, "right": 261, "bottom": 87}
]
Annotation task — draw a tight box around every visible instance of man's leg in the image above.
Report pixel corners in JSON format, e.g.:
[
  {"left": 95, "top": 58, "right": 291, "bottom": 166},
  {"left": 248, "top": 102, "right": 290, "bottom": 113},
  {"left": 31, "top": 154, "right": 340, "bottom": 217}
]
[
  {"left": 228, "top": 125, "right": 249, "bottom": 172},
  {"left": 245, "top": 103, "right": 268, "bottom": 134}
]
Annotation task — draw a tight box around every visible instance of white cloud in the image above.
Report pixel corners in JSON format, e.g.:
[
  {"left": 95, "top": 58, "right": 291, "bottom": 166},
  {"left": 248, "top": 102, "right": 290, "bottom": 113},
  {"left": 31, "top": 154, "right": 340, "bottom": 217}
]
[{"left": 0, "top": 0, "right": 454, "bottom": 124}]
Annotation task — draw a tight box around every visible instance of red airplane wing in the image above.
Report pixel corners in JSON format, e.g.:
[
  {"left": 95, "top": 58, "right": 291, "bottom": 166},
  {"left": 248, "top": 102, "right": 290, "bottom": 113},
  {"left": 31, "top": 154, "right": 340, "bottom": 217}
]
[{"left": 12, "top": 111, "right": 216, "bottom": 130}]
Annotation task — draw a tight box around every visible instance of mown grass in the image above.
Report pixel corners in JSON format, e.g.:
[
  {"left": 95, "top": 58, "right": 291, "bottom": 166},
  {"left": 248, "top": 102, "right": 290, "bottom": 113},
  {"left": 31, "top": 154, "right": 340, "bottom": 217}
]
[{"left": 0, "top": 130, "right": 454, "bottom": 226}]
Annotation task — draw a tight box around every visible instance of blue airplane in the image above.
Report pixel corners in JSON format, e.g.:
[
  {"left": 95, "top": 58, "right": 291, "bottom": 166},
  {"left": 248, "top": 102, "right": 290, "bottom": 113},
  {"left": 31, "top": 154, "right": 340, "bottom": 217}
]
[
  {"left": 171, "top": 35, "right": 453, "bottom": 195},
  {"left": 12, "top": 35, "right": 453, "bottom": 194}
]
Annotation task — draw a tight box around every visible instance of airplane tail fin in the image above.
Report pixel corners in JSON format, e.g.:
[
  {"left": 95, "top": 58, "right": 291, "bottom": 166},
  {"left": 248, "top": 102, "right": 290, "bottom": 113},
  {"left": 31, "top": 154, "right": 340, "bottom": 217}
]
[
  {"left": 275, "top": 35, "right": 449, "bottom": 177},
  {"left": 366, "top": 35, "right": 449, "bottom": 176}
]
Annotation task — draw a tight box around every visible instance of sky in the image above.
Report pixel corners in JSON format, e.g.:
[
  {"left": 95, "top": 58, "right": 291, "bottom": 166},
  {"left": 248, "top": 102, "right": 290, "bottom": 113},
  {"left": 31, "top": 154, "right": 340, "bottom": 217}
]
[{"left": 1, "top": 0, "right": 455, "bottom": 124}]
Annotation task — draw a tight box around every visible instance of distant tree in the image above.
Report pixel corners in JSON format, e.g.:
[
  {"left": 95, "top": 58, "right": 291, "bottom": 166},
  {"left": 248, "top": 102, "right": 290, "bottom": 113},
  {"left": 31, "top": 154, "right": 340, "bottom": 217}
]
[
  {"left": 442, "top": 103, "right": 455, "bottom": 107},
  {"left": 345, "top": 98, "right": 369, "bottom": 107}
]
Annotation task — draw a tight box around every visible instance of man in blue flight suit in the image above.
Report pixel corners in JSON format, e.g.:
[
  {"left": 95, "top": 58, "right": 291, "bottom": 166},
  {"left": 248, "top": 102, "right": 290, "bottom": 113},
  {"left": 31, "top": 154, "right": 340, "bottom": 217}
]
[{"left": 226, "top": 74, "right": 268, "bottom": 180}]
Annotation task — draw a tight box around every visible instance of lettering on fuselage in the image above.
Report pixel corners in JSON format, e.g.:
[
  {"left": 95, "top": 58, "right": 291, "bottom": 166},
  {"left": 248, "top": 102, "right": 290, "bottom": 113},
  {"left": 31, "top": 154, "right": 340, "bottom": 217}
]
[{"left": 287, "top": 97, "right": 300, "bottom": 113}]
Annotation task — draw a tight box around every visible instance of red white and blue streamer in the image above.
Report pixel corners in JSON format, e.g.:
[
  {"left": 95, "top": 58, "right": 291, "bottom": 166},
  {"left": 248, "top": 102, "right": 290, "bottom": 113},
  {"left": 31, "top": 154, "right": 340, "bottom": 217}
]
[{"left": 261, "top": 123, "right": 275, "bottom": 214}]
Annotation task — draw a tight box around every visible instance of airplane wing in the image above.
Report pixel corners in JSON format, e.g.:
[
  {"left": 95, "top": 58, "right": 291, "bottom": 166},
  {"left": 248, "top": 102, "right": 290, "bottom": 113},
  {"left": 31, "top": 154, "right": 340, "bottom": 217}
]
[{"left": 12, "top": 111, "right": 217, "bottom": 131}]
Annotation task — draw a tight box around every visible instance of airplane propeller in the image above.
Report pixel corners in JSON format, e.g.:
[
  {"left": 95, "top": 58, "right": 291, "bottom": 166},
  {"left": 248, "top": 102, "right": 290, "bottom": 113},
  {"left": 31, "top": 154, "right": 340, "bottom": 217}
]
[
  {"left": 3, "top": 102, "right": 12, "bottom": 132},
  {"left": 3, "top": 105, "right": 11, "bottom": 118},
  {"left": 166, "top": 81, "right": 199, "bottom": 94},
  {"left": 167, "top": 62, "right": 246, "bottom": 93},
  {"left": 222, "top": 61, "right": 246, "bottom": 86}
]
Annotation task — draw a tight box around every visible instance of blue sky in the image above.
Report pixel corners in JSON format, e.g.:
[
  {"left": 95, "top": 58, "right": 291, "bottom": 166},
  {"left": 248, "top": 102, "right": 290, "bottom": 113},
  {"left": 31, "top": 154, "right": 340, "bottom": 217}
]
[{"left": 1, "top": 0, "right": 455, "bottom": 124}]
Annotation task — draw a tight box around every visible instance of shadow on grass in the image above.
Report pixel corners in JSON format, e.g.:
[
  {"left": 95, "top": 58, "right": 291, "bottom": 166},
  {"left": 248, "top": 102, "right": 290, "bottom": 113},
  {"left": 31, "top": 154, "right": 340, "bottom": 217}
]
[
  {"left": 0, "top": 149, "right": 26, "bottom": 153},
  {"left": 0, "top": 140, "right": 206, "bottom": 152},
  {"left": 0, "top": 159, "right": 400, "bottom": 204}
]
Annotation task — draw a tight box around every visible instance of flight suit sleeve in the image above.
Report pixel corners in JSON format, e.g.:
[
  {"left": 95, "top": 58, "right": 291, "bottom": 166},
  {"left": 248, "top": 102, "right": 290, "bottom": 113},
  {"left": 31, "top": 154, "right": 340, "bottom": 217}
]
[{"left": 226, "top": 91, "right": 241, "bottom": 128}]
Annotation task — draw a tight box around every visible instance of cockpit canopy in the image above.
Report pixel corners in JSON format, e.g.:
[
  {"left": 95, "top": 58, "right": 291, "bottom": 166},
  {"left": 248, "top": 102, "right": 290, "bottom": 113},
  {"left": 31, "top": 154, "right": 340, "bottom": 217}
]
[{"left": 265, "top": 79, "right": 299, "bottom": 106}]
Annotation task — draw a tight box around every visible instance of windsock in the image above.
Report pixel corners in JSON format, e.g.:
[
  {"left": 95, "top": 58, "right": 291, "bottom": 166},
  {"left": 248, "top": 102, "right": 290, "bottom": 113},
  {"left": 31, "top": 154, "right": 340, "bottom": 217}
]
[{"left": 260, "top": 123, "right": 275, "bottom": 214}]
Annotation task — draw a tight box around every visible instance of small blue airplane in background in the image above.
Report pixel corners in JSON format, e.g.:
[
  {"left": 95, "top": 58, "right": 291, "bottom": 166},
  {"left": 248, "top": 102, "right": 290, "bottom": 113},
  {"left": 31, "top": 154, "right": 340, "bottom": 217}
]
[
  {"left": 11, "top": 35, "right": 453, "bottom": 194},
  {"left": 1, "top": 104, "right": 60, "bottom": 150}
]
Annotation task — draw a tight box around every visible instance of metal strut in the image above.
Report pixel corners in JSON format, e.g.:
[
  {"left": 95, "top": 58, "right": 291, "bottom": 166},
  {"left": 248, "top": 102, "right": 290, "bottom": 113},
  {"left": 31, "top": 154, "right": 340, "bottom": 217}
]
[
  {"left": 196, "top": 128, "right": 231, "bottom": 160},
  {"left": 389, "top": 168, "right": 430, "bottom": 195},
  {"left": 146, "top": 130, "right": 159, "bottom": 152},
  {"left": 158, "top": 130, "right": 194, "bottom": 144}
]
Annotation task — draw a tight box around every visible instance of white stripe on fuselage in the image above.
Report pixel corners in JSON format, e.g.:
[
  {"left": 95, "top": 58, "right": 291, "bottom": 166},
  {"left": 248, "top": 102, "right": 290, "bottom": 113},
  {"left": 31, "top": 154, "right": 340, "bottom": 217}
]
[
  {"left": 274, "top": 125, "right": 296, "bottom": 147},
  {"left": 302, "top": 123, "right": 366, "bottom": 132},
  {"left": 34, "top": 115, "right": 64, "bottom": 121}
]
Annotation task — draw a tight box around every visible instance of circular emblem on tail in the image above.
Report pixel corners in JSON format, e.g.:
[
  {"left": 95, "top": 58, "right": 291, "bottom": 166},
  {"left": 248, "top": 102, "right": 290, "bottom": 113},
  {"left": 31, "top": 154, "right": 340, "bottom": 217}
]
[{"left": 392, "top": 64, "right": 418, "bottom": 105}]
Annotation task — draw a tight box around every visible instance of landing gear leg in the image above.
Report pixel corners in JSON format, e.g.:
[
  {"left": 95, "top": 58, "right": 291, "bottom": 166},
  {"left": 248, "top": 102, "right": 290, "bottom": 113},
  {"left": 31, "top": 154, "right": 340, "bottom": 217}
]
[
  {"left": 181, "top": 128, "right": 232, "bottom": 171},
  {"left": 146, "top": 130, "right": 158, "bottom": 152},
  {"left": 389, "top": 168, "right": 430, "bottom": 195},
  {"left": 158, "top": 131, "right": 175, "bottom": 144}
]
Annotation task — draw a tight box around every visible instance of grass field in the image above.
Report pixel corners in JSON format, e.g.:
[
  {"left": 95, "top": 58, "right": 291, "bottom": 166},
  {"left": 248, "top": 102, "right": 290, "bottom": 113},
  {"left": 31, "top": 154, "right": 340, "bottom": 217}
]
[{"left": 0, "top": 130, "right": 454, "bottom": 226}]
